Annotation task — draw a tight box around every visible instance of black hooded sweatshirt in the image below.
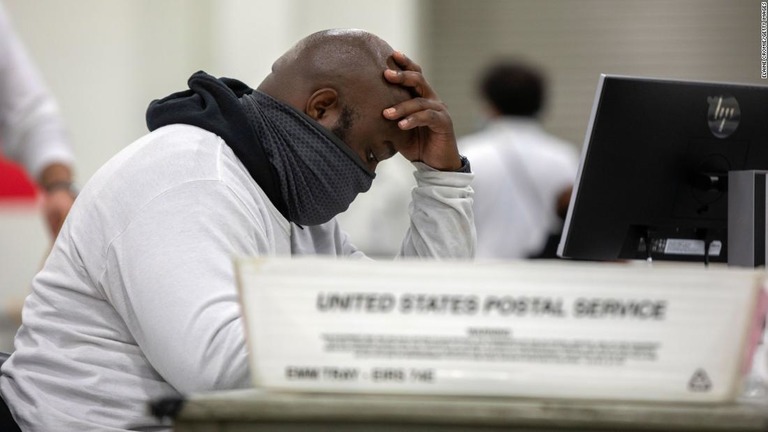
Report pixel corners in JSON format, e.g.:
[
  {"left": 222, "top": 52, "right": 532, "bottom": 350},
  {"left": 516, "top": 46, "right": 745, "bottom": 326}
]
[{"left": 145, "top": 70, "right": 287, "bottom": 219}]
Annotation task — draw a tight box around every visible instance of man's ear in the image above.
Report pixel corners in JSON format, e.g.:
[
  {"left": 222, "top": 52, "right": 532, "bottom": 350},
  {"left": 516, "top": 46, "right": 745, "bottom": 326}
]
[{"left": 305, "top": 88, "right": 340, "bottom": 126}]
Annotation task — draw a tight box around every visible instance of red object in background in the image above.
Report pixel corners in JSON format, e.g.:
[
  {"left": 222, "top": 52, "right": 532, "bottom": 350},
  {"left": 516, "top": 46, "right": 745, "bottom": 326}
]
[{"left": 0, "top": 155, "right": 38, "bottom": 199}]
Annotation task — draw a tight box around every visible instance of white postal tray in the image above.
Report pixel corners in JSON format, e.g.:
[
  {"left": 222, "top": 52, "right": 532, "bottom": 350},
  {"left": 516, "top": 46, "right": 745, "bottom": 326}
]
[{"left": 236, "top": 257, "right": 766, "bottom": 403}]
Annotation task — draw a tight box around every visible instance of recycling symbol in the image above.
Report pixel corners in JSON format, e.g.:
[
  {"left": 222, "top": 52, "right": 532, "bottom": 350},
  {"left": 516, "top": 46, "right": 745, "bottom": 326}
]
[{"left": 688, "top": 368, "right": 712, "bottom": 392}]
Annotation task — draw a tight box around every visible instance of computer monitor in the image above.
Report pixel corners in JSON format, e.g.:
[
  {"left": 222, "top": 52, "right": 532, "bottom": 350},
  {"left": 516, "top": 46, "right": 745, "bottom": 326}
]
[{"left": 557, "top": 75, "right": 768, "bottom": 263}]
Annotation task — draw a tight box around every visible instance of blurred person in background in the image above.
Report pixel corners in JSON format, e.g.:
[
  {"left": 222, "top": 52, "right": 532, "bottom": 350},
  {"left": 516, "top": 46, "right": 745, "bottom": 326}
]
[
  {"left": 0, "top": 2, "right": 76, "bottom": 239},
  {"left": 460, "top": 60, "right": 578, "bottom": 259}
]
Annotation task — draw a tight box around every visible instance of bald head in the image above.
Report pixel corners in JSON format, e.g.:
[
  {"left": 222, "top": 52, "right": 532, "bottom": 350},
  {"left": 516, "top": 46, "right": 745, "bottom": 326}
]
[
  {"left": 256, "top": 29, "right": 414, "bottom": 172},
  {"left": 257, "top": 29, "right": 395, "bottom": 109}
]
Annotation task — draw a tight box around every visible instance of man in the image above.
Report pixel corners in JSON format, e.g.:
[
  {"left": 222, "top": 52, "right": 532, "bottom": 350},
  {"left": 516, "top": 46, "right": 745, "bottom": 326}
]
[
  {"left": 460, "top": 60, "right": 578, "bottom": 259},
  {"left": 0, "top": 29, "right": 475, "bottom": 431},
  {"left": 0, "top": 2, "right": 76, "bottom": 238}
]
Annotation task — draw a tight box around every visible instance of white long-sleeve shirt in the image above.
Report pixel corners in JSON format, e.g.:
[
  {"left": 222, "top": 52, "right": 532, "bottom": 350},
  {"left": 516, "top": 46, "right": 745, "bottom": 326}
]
[
  {"left": 0, "top": 124, "right": 475, "bottom": 431},
  {"left": 460, "top": 117, "right": 578, "bottom": 259},
  {"left": 0, "top": 3, "right": 73, "bottom": 178}
]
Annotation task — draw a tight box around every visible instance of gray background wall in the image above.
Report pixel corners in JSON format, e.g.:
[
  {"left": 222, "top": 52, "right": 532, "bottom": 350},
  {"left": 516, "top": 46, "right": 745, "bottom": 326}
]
[{"left": 423, "top": 0, "right": 763, "bottom": 146}]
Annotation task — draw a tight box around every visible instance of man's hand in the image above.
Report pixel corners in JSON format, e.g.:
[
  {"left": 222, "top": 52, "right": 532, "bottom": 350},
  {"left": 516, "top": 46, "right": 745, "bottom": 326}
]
[
  {"left": 383, "top": 51, "right": 462, "bottom": 171},
  {"left": 39, "top": 162, "right": 75, "bottom": 239},
  {"left": 43, "top": 187, "right": 75, "bottom": 239}
]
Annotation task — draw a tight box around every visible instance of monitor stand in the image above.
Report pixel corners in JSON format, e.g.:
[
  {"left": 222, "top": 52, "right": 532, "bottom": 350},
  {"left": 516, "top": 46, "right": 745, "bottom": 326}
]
[{"left": 728, "top": 170, "right": 768, "bottom": 267}]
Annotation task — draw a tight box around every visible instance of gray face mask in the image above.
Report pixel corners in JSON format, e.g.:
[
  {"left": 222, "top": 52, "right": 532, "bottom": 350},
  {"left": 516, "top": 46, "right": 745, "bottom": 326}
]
[{"left": 240, "top": 91, "right": 375, "bottom": 226}]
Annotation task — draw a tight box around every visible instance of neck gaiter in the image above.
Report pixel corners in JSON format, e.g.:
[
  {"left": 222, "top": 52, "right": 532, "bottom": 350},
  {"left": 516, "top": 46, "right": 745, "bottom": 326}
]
[{"left": 240, "top": 91, "right": 375, "bottom": 226}]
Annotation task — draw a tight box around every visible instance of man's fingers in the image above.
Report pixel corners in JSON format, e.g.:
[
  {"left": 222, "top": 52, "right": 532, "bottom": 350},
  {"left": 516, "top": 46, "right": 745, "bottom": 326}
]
[
  {"left": 385, "top": 51, "right": 461, "bottom": 172},
  {"left": 383, "top": 97, "right": 446, "bottom": 120},
  {"left": 392, "top": 50, "right": 422, "bottom": 73},
  {"left": 395, "top": 110, "right": 435, "bottom": 130},
  {"left": 395, "top": 109, "right": 452, "bottom": 132},
  {"left": 383, "top": 98, "right": 451, "bottom": 132},
  {"left": 384, "top": 69, "right": 433, "bottom": 98}
]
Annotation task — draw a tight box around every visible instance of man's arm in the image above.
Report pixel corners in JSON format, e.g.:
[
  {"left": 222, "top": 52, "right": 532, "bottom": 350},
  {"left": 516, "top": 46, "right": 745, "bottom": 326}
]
[
  {"left": 399, "top": 162, "right": 475, "bottom": 258},
  {"left": 381, "top": 52, "right": 476, "bottom": 259},
  {"left": 102, "top": 180, "right": 260, "bottom": 392}
]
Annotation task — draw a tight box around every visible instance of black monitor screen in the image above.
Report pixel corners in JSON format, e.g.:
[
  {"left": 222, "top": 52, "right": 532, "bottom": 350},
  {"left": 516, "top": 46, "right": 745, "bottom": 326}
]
[{"left": 558, "top": 75, "right": 768, "bottom": 263}]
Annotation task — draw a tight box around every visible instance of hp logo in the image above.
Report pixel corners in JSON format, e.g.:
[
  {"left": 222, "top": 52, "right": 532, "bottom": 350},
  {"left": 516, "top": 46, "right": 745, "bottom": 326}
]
[{"left": 707, "top": 95, "right": 740, "bottom": 139}]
